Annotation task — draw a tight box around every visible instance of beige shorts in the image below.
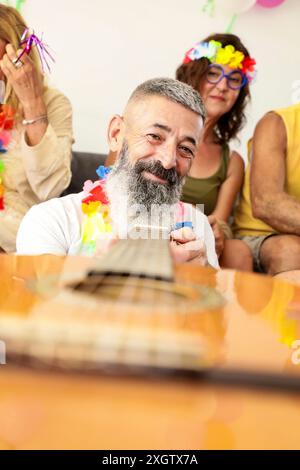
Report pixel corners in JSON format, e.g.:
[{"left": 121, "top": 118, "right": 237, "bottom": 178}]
[{"left": 235, "top": 234, "right": 277, "bottom": 272}]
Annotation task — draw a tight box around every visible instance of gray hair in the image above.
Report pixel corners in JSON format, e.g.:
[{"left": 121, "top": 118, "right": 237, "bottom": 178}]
[{"left": 128, "top": 77, "right": 206, "bottom": 121}]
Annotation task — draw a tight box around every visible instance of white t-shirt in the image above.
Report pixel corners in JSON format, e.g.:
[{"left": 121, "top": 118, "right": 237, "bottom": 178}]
[{"left": 16, "top": 192, "right": 219, "bottom": 268}]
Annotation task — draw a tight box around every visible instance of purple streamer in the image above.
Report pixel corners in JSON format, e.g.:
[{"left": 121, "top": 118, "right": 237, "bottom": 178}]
[{"left": 16, "top": 28, "right": 55, "bottom": 73}]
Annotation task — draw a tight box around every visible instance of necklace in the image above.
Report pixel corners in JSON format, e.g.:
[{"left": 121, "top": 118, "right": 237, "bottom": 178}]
[
  {"left": 80, "top": 166, "right": 113, "bottom": 254},
  {"left": 0, "top": 105, "right": 15, "bottom": 211},
  {"left": 80, "top": 165, "right": 194, "bottom": 254}
]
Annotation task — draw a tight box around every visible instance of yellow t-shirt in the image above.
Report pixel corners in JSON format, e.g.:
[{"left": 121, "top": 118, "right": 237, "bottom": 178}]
[{"left": 233, "top": 103, "right": 300, "bottom": 237}]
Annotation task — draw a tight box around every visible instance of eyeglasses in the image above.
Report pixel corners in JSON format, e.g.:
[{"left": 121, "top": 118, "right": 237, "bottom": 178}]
[{"left": 205, "top": 64, "right": 247, "bottom": 90}]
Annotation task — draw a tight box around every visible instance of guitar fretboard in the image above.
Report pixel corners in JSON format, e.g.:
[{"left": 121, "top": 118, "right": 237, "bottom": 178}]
[{"left": 88, "top": 230, "right": 174, "bottom": 282}]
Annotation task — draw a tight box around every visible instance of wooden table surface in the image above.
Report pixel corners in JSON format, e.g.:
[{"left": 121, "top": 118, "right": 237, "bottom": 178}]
[{"left": 0, "top": 254, "right": 300, "bottom": 450}]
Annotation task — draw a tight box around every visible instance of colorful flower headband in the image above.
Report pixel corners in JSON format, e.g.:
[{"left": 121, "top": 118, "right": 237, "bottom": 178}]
[{"left": 183, "top": 40, "right": 257, "bottom": 83}]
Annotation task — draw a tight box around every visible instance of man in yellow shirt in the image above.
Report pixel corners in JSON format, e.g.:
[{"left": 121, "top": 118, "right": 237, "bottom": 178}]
[{"left": 234, "top": 103, "right": 300, "bottom": 275}]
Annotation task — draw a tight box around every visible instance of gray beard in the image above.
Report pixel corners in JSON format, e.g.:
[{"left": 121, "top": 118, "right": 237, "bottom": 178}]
[{"left": 105, "top": 143, "right": 185, "bottom": 237}]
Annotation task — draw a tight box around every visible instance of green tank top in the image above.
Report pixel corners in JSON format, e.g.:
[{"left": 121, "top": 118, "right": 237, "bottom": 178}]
[{"left": 181, "top": 144, "right": 230, "bottom": 216}]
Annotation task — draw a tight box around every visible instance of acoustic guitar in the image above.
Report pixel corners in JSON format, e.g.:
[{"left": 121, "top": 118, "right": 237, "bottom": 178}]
[
  {"left": 1, "top": 227, "right": 300, "bottom": 391},
  {"left": 0, "top": 226, "right": 225, "bottom": 376}
]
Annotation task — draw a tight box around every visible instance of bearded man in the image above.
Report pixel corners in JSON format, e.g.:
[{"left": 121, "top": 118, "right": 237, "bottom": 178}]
[{"left": 17, "top": 78, "right": 218, "bottom": 268}]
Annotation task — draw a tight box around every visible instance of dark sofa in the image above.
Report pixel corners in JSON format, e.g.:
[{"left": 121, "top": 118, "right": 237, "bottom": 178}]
[{"left": 62, "top": 151, "right": 107, "bottom": 196}]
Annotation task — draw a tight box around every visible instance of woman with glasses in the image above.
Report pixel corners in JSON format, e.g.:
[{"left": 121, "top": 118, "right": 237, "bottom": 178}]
[{"left": 176, "top": 34, "right": 255, "bottom": 270}]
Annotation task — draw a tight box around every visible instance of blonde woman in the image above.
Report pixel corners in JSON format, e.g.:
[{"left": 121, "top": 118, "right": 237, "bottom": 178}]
[{"left": 0, "top": 4, "right": 73, "bottom": 252}]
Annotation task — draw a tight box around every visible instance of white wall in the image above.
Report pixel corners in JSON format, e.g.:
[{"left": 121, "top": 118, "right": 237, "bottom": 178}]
[{"left": 21, "top": 0, "right": 298, "bottom": 158}]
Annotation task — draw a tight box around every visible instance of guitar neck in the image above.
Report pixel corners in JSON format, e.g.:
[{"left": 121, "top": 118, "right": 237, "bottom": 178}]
[{"left": 89, "top": 227, "right": 174, "bottom": 282}]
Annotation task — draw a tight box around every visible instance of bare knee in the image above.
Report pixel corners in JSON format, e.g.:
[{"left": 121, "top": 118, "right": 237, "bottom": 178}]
[
  {"left": 260, "top": 235, "right": 300, "bottom": 275},
  {"left": 220, "top": 239, "right": 253, "bottom": 271}
]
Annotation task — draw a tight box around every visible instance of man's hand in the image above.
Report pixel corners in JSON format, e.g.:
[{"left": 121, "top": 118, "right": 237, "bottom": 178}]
[
  {"left": 169, "top": 227, "right": 208, "bottom": 266},
  {"left": 208, "top": 214, "right": 225, "bottom": 258}
]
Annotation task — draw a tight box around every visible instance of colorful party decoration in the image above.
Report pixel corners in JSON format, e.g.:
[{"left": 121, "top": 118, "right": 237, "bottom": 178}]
[
  {"left": 183, "top": 40, "right": 257, "bottom": 84},
  {"left": 201, "top": 0, "right": 256, "bottom": 33},
  {"left": 0, "top": 105, "right": 15, "bottom": 211},
  {"left": 15, "top": 0, "right": 26, "bottom": 11},
  {"left": 16, "top": 28, "right": 55, "bottom": 73},
  {"left": 256, "top": 0, "right": 286, "bottom": 7},
  {"left": 202, "top": 0, "right": 215, "bottom": 16},
  {"left": 81, "top": 166, "right": 113, "bottom": 254},
  {"left": 202, "top": 0, "right": 256, "bottom": 16},
  {"left": 215, "top": 0, "right": 257, "bottom": 15}
]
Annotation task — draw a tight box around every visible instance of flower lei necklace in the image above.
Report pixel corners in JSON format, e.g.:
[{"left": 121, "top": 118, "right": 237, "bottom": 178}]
[
  {"left": 80, "top": 166, "right": 113, "bottom": 254},
  {"left": 0, "top": 105, "right": 15, "bottom": 211}
]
